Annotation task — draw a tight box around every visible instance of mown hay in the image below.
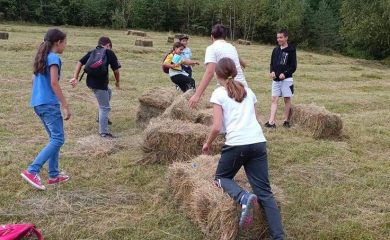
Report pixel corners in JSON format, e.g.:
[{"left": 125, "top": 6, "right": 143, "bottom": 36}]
[
  {"left": 67, "top": 135, "right": 124, "bottom": 159},
  {"left": 132, "top": 46, "right": 157, "bottom": 54},
  {"left": 168, "top": 155, "right": 284, "bottom": 240},
  {"left": 237, "top": 39, "right": 251, "bottom": 45},
  {"left": 161, "top": 89, "right": 213, "bottom": 126},
  {"left": 167, "top": 36, "right": 174, "bottom": 43},
  {"left": 127, "top": 30, "right": 147, "bottom": 37},
  {"left": 290, "top": 104, "right": 343, "bottom": 139},
  {"left": 0, "top": 32, "right": 9, "bottom": 40},
  {"left": 136, "top": 87, "right": 178, "bottom": 129},
  {"left": 140, "top": 118, "right": 224, "bottom": 164},
  {"left": 135, "top": 39, "right": 153, "bottom": 47}
]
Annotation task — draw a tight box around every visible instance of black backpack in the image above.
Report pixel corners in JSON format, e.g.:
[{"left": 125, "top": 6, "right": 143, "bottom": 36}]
[{"left": 79, "top": 48, "right": 108, "bottom": 81}]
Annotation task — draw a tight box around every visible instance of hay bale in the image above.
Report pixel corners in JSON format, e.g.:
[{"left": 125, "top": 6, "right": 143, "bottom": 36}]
[
  {"left": 167, "top": 36, "right": 174, "bottom": 43},
  {"left": 136, "top": 87, "right": 178, "bottom": 129},
  {"left": 140, "top": 118, "right": 224, "bottom": 164},
  {"left": 168, "top": 155, "right": 283, "bottom": 240},
  {"left": 290, "top": 104, "right": 343, "bottom": 139},
  {"left": 67, "top": 135, "right": 123, "bottom": 159},
  {"left": 0, "top": 32, "right": 9, "bottom": 40},
  {"left": 135, "top": 39, "right": 153, "bottom": 47},
  {"left": 237, "top": 39, "right": 251, "bottom": 45},
  {"left": 161, "top": 89, "right": 213, "bottom": 125},
  {"left": 128, "top": 30, "right": 147, "bottom": 37}
]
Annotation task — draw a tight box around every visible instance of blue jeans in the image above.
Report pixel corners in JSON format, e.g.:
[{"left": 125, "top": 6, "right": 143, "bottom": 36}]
[
  {"left": 28, "top": 104, "right": 64, "bottom": 178},
  {"left": 93, "top": 88, "right": 112, "bottom": 134},
  {"left": 215, "top": 142, "right": 284, "bottom": 240}
]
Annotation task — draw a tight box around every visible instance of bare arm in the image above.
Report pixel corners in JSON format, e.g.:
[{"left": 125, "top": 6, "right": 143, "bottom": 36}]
[
  {"left": 182, "top": 59, "right": 200, "bottom": 66},
  {"left": 189, "top": 62, "right": 216, "bottom": 108},
  {"left": 70, "top": 62, "right": 83, "bottom": 87},
  {"left": 50, "top": 65, "right": 71, "bottom": 120},
  {"left": 202, "top": 104, "right": 223, "bottom": 154},
  {"left": 239, "top": 57, "right": 246, "bottom": 69},
  {"left": 114, "top": 69, "right": 120, "bottom": 88}
]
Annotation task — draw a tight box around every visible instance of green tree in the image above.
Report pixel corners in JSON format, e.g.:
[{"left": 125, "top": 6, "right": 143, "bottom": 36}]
[{"left": 341, "top": 0, "right": 390, "bottom": 59}]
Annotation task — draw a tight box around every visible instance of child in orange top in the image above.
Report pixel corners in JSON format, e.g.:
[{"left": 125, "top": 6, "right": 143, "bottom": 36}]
[{"left": 163, "top": 42, "right": 199, "bottom": 92}]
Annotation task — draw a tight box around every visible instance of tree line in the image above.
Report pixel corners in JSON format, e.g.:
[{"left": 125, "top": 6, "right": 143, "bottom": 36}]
[{"left": 0, "top": 0, "right": 389, "bottom": 59}]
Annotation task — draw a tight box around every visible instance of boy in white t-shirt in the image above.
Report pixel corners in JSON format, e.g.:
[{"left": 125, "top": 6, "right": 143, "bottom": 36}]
[
  {"left": 189, "top": 24, "right": 247, "bottom": 108},
  {"left": 202, "top": 58, "right": 284, "bottom": 239}
]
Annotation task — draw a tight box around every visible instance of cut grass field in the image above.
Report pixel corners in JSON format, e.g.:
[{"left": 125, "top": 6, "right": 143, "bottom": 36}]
[{"left": 0, "top": 23, "right": 389, "bottom": 239}]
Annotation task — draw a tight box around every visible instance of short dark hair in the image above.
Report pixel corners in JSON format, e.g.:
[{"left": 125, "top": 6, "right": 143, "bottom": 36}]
[
  {"left": 277, "top": 29, "right": 288, "bottom": 37},
  {"left": 179, "top": 34, "right": 189, "bottom": 41},
  {"left": 211, "top": 24, "right": 228, "bottom": 40},
  {"left": 172, "top": 42, "right": 185, "bottom": 50},
  {"left": 98, "top": 36, "right": 112, "bottom": 48}
]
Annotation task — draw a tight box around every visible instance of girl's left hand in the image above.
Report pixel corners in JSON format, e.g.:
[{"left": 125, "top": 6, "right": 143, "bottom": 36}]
[{"left": 202, "top": 143, "right": 211, "bottom": 155}]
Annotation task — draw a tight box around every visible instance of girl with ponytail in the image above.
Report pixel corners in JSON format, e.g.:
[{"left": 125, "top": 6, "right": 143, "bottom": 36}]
[
  {"left": 21, "top": 28, "right": 71, "bottom": 190},
  {"left": 202, "top": 58, "right": 285, "bottom": 239}
]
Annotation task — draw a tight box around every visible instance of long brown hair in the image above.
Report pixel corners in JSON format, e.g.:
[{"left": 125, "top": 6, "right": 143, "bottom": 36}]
[
  {"left": 215, "top": 57, "right": 247, "bottom": 102},
  {"left": 33, "top": 28, "right": 66, "bottom": 75}
]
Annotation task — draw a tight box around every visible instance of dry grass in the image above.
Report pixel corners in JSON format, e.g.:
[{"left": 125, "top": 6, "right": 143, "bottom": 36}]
[
  {"left": 136, "top": 86, "right": 178, "bottom": 128},
  {"left": 0, "top": 23, "right": 389, "bottom": 239},
  {"left": 140, "top": 118, "right": 224, "bottom": 164},
  {"left": 168, "top": 155, "right": 284, "bottom": 240},
  {"left": 64, "top": 134, "right": 125, "bottom": 159},
  {"left": 290, "top": 104, "right": 343, "bottom": 139}
]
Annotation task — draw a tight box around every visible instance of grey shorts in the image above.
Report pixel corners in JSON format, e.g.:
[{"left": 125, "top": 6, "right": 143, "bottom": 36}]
[{"left": 272, "top": 80, "right": 294, "bottom": 97}]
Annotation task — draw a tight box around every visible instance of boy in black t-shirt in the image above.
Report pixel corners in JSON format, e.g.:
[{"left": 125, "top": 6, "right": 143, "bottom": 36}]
[
  {"left": 70, "top": 37, "right": 121, "bottom": 138},
  {"left": 265, "top": 29, "right": 297, "bottom": 129}
]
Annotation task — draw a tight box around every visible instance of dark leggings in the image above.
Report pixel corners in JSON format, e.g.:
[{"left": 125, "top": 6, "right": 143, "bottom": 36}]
[
  {"left": 215, "top": 142, "right": 285, "bottom": 240},
  {"left": 170, "top": 74, "right": 195, "bottom": 92}
]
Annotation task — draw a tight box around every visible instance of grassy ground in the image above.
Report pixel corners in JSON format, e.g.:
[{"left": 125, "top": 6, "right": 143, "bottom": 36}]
[{"left": 0, "top": 23, "right": 389, "bottom": 239}]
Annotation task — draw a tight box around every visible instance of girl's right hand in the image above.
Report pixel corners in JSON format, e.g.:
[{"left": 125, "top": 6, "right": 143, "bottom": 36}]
[
  {"left": 63, "top": 105, "right": 71, "bottom": 120},
  {"left": 70, "top": 78, "right": 78, "bottom": 88},
  {"left": 202, "top": 143, "right": 211, "bottom": 155}
]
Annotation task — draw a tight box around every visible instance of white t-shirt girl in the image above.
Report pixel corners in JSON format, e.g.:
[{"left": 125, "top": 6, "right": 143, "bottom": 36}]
[{"left": 210, "top": 86, "right": 266, "bottom": 146}]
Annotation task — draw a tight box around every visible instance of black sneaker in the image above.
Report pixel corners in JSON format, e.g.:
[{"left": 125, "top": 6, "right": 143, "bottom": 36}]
[
  {"left": 100, "top": 133, "right": 116, "bottom": 138},
  {"left": 264, "top": 121, "right": 276, "bottom": 128},
  {"left": 283, "top": 121, "right": 290, "bottom": 128}
]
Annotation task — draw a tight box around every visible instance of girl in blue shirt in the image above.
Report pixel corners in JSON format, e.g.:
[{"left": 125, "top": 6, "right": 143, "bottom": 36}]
[{"left": 21, "top": 28, "right": 71, "bottom": 190}]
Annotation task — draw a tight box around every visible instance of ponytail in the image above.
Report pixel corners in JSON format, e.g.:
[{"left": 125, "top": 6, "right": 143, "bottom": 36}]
[
  {"left": 226, "top": 79, "right": 247, "bottom": 103},
  {"left": 215, "top": 57, "right": 247, "bottom": 102},
  {"left": 33, "top": 41, "right": 52, "bottom": 75},
  {"left": 33, "top": 28, "right": 66, "bottom": 75}
]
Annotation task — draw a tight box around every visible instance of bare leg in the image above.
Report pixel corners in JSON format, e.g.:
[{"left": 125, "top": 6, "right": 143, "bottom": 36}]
[
  {"left": 268, "top": 96, "right": 279, "bottom": 124},
  {"left": 283, "top": 97, "right": 291, "bottom": 122}
]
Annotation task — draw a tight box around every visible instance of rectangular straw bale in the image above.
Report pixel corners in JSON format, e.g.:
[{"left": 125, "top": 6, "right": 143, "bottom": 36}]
[
  {"left": 290, "top": 104, "right": 343, "bottom": 139},
  {"left": 161, "top": 89, "right": 213, "bottom": 125},
  {"left": 135, "top": 39, "right": 153, "bottom": 47},
  {"left": 128, "top": 30, "right": 147, "bottom": 37},
  {"left": 140, "top": 118, "right": 224, "bottom": 164},
  {"left": 0, "top": 32, "right": 9, "bottom": 40},
  {"left": 237, "top": 39, "right": 251, "bottom": 45},
  {"left": 168, "top": 155, "right": 283, "bottom": 240},
  {"left": 136, "top": 87, "right": 179, "bottom": 129}
]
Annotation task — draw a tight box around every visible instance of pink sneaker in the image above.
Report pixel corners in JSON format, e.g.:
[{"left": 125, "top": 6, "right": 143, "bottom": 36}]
[
  {"left": 48, "top": 173, "right": 70, "bottom": 185},
  {"left": 21, "top": 170, "right": 46, "bottom": 190}
]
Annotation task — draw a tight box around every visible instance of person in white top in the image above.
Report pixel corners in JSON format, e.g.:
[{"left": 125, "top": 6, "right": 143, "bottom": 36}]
[
  {"left": 202, "top": 58, "right": 284, "bottom": 239},
  {"left": 189, "top": 24, "right": 247, "bottom": 108}
]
